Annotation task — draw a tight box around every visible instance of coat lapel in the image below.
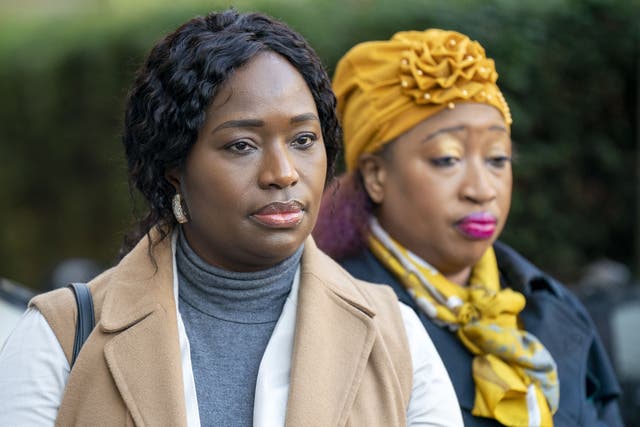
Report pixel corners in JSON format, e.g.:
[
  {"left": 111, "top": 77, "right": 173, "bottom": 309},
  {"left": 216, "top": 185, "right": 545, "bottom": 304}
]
[
  {"left": 285, "top": 238, "right": 378, "bottom": 426},
  {"left": 100, "top": 230, "right": 188, "bottom": 426},
  {"left": 94, "top": 233, "right": 382, "bottom": 426}
]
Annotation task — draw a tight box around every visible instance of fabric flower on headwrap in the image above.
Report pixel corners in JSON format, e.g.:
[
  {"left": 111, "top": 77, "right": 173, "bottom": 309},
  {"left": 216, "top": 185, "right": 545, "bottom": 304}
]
[{"left": 333, "top": 29, "right": 512, "bottom": 171}]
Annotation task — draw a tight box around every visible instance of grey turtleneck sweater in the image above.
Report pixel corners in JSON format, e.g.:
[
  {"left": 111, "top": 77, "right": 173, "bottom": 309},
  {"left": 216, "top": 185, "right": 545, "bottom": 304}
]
[{"left": 176, "top": 230, "right": 301, "bottom": 427}]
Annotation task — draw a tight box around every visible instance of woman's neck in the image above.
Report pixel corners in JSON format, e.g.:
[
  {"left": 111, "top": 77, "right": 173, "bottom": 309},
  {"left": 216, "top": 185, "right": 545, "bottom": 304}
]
[
  {"left": 176, "top": 228, "right": 302, "bottom": 322},
  {"left": 443, "top": 266, "right": 472, "bottom": 287}
]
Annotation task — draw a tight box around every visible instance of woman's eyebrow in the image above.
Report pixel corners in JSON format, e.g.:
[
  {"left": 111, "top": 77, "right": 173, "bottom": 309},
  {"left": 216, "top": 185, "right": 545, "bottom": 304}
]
[
  {"left": 423, "top": 124, "right": 508, "bottom": 142},
  {"left": 210, "top": 113, "right": 319, "bottom": 134},
  {"left": 291, "top": 113, "right": 319, "bottom": 123},
  {"left": 489, "top": 125, "right": 508, "bottom": 133},
  {"left": 423, "top": 125, "right": 465, "bottom": 142},
  {"left": 212, "top": 119, "right": 264, "bottom": 133}
]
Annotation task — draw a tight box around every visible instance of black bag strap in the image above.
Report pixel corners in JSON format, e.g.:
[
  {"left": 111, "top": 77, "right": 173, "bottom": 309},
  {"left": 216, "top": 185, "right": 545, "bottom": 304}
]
[{"left": 67, "top": 282, "right": 95, "bottom": 367}]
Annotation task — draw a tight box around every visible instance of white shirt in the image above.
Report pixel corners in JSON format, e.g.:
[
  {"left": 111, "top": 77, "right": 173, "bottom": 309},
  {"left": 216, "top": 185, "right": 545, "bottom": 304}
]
[
  {"left": 0, "top": 237, "right": 462, "bottom": 426},
  {"left": 0, "top": 297, "right": 25, "bottom": 347}
]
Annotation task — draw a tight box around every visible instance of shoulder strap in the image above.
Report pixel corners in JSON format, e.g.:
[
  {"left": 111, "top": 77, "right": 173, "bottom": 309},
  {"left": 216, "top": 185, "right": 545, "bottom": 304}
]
[{"left": 67, "top": 283, "right": 95, "bottom": 367}]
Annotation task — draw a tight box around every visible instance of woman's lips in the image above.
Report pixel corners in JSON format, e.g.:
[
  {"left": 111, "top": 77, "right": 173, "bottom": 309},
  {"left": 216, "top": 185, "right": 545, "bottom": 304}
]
[
  {"left": 455, "top": 212, "right": 497, "bottom": 240},
  {"left": 251, "top": 201, "right": 304, "bottom": 228}
]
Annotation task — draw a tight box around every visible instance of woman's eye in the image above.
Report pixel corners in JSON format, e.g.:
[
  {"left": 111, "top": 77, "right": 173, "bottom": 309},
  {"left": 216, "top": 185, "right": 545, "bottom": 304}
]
[
  {"left": 488, "top": 156, "right": 511, "bottom": 168},
  {"left": 226, "top": 140, "right": 255, "bottom": 154},
  {"left": 291, "top": 133, "right": 317, "bottom": 149},
  {"left": 430, "top": 156, "right": 459, "bottom": 167}
]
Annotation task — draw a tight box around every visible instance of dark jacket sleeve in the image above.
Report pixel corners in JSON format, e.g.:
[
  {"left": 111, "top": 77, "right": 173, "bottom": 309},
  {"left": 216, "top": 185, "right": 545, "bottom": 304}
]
[{"left": 563, "top": 288, "right": 624, "bottom": 427}]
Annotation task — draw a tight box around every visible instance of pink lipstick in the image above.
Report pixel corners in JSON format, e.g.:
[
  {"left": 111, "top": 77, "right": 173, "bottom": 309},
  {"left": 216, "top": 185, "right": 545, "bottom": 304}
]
[
  {"left": 251, "top": 201, "right": 304, "bottom": 228},
  {"left": 455, "top": 212, "right": 497, "bottom": 240}
]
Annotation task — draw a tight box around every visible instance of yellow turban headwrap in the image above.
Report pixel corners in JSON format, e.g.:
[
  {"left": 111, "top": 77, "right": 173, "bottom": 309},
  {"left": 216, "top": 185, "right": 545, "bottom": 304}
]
[{"left": 333, "top": 29, "right": 512, "bottom": 171}]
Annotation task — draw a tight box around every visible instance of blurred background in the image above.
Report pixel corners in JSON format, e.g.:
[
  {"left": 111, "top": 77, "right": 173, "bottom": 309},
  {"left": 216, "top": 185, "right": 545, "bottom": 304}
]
[{"left": 0, "top": 0, "right": 638, "bottom": 422}]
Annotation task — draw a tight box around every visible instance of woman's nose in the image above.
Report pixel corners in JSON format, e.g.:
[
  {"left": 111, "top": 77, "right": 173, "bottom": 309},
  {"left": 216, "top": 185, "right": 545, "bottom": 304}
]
[
  {"left": 258, "top": 143, "right": 299, "bottom": 189},
  {"left": 460, "top": 160, "right": 497, "bottom": 204}
]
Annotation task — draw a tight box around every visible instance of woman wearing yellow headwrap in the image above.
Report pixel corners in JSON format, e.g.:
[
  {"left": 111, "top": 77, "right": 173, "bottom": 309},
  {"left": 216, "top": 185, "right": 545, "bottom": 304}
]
[{"left": 314, "top": 29, "right": 623, "bottom": 426}]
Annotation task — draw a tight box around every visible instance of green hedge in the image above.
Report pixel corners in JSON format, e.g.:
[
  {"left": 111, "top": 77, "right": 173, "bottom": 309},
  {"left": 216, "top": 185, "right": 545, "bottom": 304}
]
[{"left": 0, "top": 0, "right": 637, "bottom": 290}]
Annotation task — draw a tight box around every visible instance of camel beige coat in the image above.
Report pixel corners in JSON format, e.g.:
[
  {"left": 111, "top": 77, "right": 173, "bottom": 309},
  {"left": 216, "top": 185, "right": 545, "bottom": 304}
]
[{"left": 31, "top": 230, "right": 413, "bottom": 426}]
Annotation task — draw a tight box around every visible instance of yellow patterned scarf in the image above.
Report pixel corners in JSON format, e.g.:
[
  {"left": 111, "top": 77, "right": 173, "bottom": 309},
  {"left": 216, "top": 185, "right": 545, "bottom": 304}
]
[{"left": 368, "top": 219, "right": 559, "bottom": 426}]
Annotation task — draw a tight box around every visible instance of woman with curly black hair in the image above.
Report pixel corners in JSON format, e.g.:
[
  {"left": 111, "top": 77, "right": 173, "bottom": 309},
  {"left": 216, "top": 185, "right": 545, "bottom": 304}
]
[{"left": 0, "top": 10, "right": 461, "bottom": 426}]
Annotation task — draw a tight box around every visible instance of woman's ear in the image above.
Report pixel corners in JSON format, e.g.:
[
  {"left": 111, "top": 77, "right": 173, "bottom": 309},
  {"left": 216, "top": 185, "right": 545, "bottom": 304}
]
[
  {"left": 358, "top": 153, "right": 387, "bottom": 204},
  {"left": 165, "top": 167, "right": 182, "bottom": 192}
]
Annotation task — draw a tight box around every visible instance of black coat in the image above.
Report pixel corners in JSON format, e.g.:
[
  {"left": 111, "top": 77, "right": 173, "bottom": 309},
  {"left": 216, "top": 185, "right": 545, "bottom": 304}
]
[{"left": 340, "top": 241, "right": 623, "bottom": 426}]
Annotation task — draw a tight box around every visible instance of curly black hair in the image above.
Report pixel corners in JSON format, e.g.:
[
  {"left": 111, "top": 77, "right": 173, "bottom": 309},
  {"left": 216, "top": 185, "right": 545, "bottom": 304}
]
[{"left": 121, "top": 9, "right": 341, "bottom": 255}]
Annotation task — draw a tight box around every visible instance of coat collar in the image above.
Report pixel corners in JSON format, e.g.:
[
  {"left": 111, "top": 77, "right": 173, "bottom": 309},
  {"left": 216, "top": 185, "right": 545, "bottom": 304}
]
[
  {"left": 99, "top": 228, "right": 187, "bottom": 426},
  {"left": 95, "top": 230, "right": 382, "bottom": 426},
  {"left": 285, "top": 237, "right": 380, "bottom": 426},
  {"left": 100, "top": 229, "right": 176, "bottom": 332},
  {"left": 494, "top": 240, "right": 563, "bottom": 298}
]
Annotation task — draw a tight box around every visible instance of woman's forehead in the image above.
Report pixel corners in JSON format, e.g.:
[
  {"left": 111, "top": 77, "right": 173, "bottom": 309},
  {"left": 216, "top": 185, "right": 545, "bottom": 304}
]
[
  {"left": 205, "top": 52, "right": 316, "bottom": 121},
  {"left": 422, "top": 103, "right": 506, "bottom": 130}
]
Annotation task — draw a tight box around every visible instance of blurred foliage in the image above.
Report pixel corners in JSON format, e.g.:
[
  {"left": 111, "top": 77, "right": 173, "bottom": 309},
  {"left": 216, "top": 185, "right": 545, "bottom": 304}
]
[{"left": 0, "top": 0, "right": 638, "bottom": 290}]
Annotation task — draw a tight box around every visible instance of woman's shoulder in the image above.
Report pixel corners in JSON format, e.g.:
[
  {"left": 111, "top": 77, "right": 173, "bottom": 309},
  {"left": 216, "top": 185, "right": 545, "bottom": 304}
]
[
  {"left": 30, "top": 266, "right": 115, "bottom": 313},
  {"left": 495, "top": 241, "right": 611, "bottom": 332},
  {"left": 29, "top": 267, "right": 116, "bottom": 363},
  {"left": 307, "top": 240, "right": 416, "bottom": 346},
  {"left": 309, "top": 247, "right": 399, "bottom": 317},
  {"left": 494, "top": 241, "right": 584, "bottom": 308}
]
